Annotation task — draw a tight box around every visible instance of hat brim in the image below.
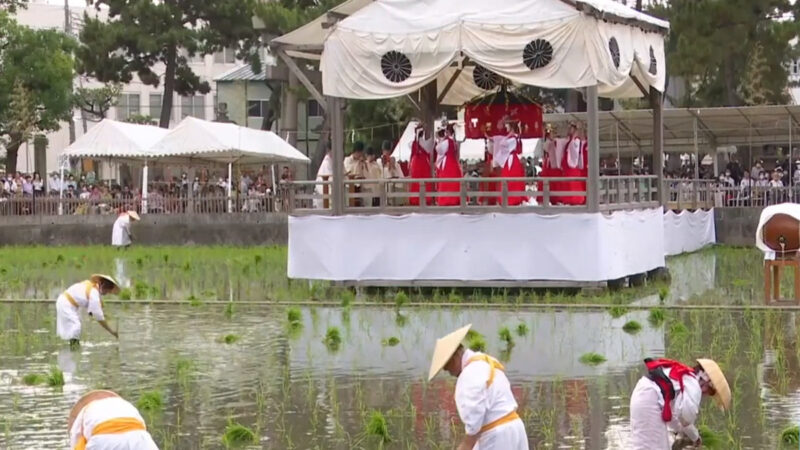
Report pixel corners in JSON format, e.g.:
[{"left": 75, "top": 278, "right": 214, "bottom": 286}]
[
  {"left": 428, "top": 324, "right": 472, "bottom": 381},
  {"left": 697, "top": 358, "right": 731, "bottom": 411},
  {"left": 90, "top": 274, "right": 121, "bottom": 294},
  {"left": 126, "top": 211, "right": 140, "bottom": 221},
  {"left": 68, "top": 390, "right": 119, "bottom": 432}
]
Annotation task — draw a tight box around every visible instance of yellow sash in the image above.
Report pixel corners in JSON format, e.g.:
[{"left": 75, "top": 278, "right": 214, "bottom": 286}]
[
  {"left": 62, "top": 281, "right": 100, "bottom": 309},
  {"left": 74, "top": 417, "right": 146, "bottom": 450},
  {"left": 480, "top": 410, "right": 520, "bottom": 434},
  {"left": 466, "top": 354, "right": 505, "bottom": 387}
]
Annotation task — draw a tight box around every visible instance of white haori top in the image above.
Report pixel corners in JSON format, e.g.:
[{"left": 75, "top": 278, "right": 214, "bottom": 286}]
[
  {"left": 70, "top": 397, "right": 158, "bottom": 450},
  {"left": 111, "top": 214, "right": 133, "bottom": 247}
]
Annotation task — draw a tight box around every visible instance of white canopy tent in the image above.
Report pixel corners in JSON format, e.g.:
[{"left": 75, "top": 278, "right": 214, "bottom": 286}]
[{"left": 391, "top": 120, "right": 541, "bottom": 162}]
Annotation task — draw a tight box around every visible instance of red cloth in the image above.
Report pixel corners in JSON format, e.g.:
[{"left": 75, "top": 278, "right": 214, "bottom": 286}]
[
  {"left": 409, "top": 140, "right": 434, "bottom": 206},
  {"left": 436, "top": 137, "right": 462, "bottom": 206},
  {"left": 500, "top": 137, "right": 527, "bottom": 206},
  {"left": 644, "top": 358, "right": 696, "bottom": 423},
  {"left": 479, "top": 151, "right": 500, "bottom": 205},
  {"left": 537, "top": 141, "right": 562, "bottom": 205}
]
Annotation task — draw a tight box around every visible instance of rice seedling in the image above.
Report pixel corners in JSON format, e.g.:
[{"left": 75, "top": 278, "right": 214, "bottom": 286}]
[
  {"left": 516, "top": 323, "right": 529, "bottom": 337},
  {"left": 381, "top": 337, "right": 400, "bottom": 347},
  {"left": 608, "top": 306, "right": 628, "bottom": 319},
  {"left": 136, "top": 390, "right": 164, "bottom": 414},
  {"left": 221, "top": 421, "right": 257, "bottom": 448},
  {"left": 467, "top": 332, "right": 487, "bottom": 352},
  {"left": 118, "top": 288, "right": 132, "bottom": 301},
  {"left": 669, "top": 321, "right": 689, "bottom": 338},
  {"left": 134, "top": 281, "right": 150, "bottom": 299},
  {"left": 46, "top": 366, "right": 64, "bottom": 387},
  {"left": 254, "top": 254, "right": 262, "bottom": 264},
  {"left": 340, "top": 289, "right": 355, "bottom": 308},
  {"left": 622, "top": 320, "right": 642, "bottom": 334},
  {"left": 394, "top": 291, "right": 408, "bottom": 309},
  {"left": 224, "top": 302, "right": 234, "bottom": 318},
  {"left": 698, "top": 425, "right": 723, "bottom": 449},
  {"left": 658, "top": 286, "right": 669, "bottom": 302},
  {"left": 498, "top": 326, "right": 514, "bottom": 346},
  {"left": 186, "top": 295, "right": 202, "bottom": 307},
  {"left": 324, "top": 326, "right": 342, "bottom": 351},
  {"left": 781, "top": 425, "right": 799, "bottom": 445},
  {"left": 579, "top": 352, "right": 606, "bottom": 366},
  {"left": 221, "top": 334, "right": 240, "bottom": 344},
  {"left": 365, "top": 410, "right": 391, "bottom": 443},
  {"left": 648, "top": 308, "right": 666, "bottom": 327},
  {"left": 287, "top": 307, "right": 302, "bottom": 326},
  {"left": 395, "top": 312, "right": 407, "bottom": 327},
  {"left": 21, "top": 373, "right": 46, "bottom": 386}
]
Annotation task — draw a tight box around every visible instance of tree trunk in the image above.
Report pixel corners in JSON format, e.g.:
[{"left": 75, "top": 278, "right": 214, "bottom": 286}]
[
  {"left": 4, "top": 136, "right": 21, "bottom": 174},
  {"left": 160, "top": 44, "right": 178, "bottom": 128},
  {"left": 723, "top": 57, "right": 738, "bottom": 106},
  {"left": 309, "top": 114, "right": 330, "bottom": 179}
]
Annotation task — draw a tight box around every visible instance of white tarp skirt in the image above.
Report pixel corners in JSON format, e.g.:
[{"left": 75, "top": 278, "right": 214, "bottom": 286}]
[
  {"left": 662, "top": 209, "right": 715, "bottom": 256},
  {"left": 288, "top": 208, "right": 666, "bottom": 282}
]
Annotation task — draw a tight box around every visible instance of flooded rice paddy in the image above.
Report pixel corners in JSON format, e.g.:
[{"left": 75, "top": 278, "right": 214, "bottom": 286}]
[{"left": 0, "top": 246, "right": 799, "bottom": 449}]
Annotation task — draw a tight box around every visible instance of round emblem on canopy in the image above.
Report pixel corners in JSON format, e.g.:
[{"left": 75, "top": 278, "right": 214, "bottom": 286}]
[
  {"left": 648, "top": 46, "right": 657, "bottom": 75},
  {"left": 381, "top": 51, "right": 413, "bottom": 83},
  {"left": 523, "top": 39, "right": 553, "bottom": 70},
  {"left": 472, "top": 65, "right": 500, "bottom": 90},
  {"left": 608, "top": 37, "right": 621, "bottom": 69}
]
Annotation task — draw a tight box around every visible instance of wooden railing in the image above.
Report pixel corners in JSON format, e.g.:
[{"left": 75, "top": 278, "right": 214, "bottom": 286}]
[
  {"left": 666, "top": 179, "right": 800, "bottom": 210},
  {"left": 284, "top": 175, "right": 661, "bottom": 215}
]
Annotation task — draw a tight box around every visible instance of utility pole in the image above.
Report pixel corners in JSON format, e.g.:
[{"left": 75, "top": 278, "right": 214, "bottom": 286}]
[{"left": 64, "top": 0, "right": 77, "bottom": 144}]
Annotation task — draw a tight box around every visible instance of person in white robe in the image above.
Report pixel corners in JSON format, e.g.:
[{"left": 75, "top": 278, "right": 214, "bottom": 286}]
[
  {"left": 629, "top": 358, "right": 731, "bottom": 450},
  {"left": 428, "top": 325, "right": 529, "bottom": 450},
  {"left": 56, "top": 274, "right": 120, "bottom": 347},
  {"left": 314, "top": 144, "right": 333, "bottom": 209},
  {"left": 69, "top": 390, "right": 158, "bottom": 450},
  {"left": 111, "top": 210, "right": 140, "bottom": 248}
]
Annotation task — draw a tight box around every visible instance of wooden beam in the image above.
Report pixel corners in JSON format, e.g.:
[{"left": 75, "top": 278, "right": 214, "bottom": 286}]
[
  {"left": 437, "top": 57, "right": 468, "bottom": 104},
  {"left": 277, "top": 49, "right": 327, "bottom": 111},
  {"left": 586, "top": 85, "right": 600, "bottom": 212},
  {"left": 329, "top": 96, "right": 345, "bottom": 215},
  {"left": 629, "top": 75, "right": 649, "bottom": 97},
  {"left": 650, "top": 87, "right": 665, "bottom": 206}
]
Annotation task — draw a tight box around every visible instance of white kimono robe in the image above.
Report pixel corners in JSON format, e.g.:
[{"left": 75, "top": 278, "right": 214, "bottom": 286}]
[
  {"left": 629, "top": 368, "right": 702, "bottom": 450},
  {"left": 314, "top": 153, "right": 333, "bottom": 209},
  {"left": 56, "top": 281, "right": 105, "bottom": 340},
  {"left": 70, "top": 397, "right": 158, "bottom": 450},
  {"left": 455, "top": 349, "right": 529, "bottom": 450},
  {"left": 111, "top": 214, "right": 133, "bottom": 247}
]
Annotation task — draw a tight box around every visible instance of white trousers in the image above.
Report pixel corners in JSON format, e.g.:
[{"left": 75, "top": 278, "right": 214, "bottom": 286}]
[
  {"left": 629, "top": 376, "right": 670, "bottom": 450},
  {"left": 56, "top": 296, "right": 82, "bottom": 341},
  {"left": 86, "top": 430, "right": 159, "bottom": 450},
  {"left": 476, "top": 418, "right": 529, "bottom": 450}
]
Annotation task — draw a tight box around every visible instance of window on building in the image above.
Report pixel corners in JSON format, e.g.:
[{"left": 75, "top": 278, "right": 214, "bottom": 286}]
[
  {"left": 149, "top": 94, "right": 162, "bottom": 121},
  {"left": 181, "top": 95, "right": 205, "bottom": 119},
  {"left": 307, "top": 99, "right": 323, "bottom": 117},
  {"left": 247, "top": 100, "right": 270, "bottom": 118},
  {"left": 116, "top": 93, "right": 140, "bottom": 121},
  {"left": 213, "top": 47, "right": 236, "bottom": 64}
]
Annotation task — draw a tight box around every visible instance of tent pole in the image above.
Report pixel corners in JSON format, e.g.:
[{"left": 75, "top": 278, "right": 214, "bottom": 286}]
[
  {"left": 329, "top": 96, "right": 345, "bottom": 215},
  {"left": 650, "top": 87, "right": 665, "bottom": 206},
  {"left": 586, "top": 85, "right": 600, "bottom": 212},
  {"left": 58, "top": 163, "right": 65, "bottom": 216},
  {"left": 227, "top": 162, "right": 233, "bottom": 213},
  {"left": 693, "top": 117, "right": 699, "bottom": 180},
  {"left": 142, "top": 161, "right": 149, "bottom": 214}
]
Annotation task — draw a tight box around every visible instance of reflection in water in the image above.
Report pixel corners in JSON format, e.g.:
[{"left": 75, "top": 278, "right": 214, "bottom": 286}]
[{"left": 666, "top": 250, "right": 716, "bottom": 304}]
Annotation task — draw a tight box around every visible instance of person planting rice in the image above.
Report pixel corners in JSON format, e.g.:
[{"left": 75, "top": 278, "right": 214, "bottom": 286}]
[
  {"left": 56, "top": 274, "right": 120, "bottom": 347},
  {"left": 428, "top": 324, "right": 529, "bottom": 450},
  {"left": 112, "top": 210, "right": 140, "bottom": 248},
  {"left": 68, "top": 390, "right": 159, "bottom": 450},
  {"left": 629, "top": 358, "right": 731, "bottom": 449}
]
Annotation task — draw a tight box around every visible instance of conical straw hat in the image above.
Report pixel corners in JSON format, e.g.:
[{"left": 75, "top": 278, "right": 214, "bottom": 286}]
[
  {"left": 68, "top": 390, "right": 119, "bottom": 432},
  {"left": 697, "top": 358, "right": 731, "bottom": 410},
  {"left": 90, "top": 274, "right": 121, "bottom": 294},
  {"left": 428, "top": 324, "right": 472, "bottom": 381},
  {"left": 126, "top": 211, "right": 140, "bottom": 221}
]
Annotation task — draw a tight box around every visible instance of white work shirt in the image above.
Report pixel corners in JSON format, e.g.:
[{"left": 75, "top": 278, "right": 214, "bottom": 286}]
[
  {"left": 70, "top": 397, "right": 157, "bottom": 450},
  {"left": 64, "top": 281, "right": 105, "bottom": 322},
  {"left": 111, "top": 214, "right": 133, "bottom": 247},
  {"left": 655, "top": 368, "right": 702, "bottom": 442},
  {"left": 455, "top": 349, "right": 519, "bottom": 436}
]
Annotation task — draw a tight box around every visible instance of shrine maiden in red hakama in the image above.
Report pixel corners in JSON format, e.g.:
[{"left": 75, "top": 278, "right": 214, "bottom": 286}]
[
  {"left": 409, "top": 128, "right": 435, "bottom": 206},
  {"left": 435, "top": 129, "right": 462, "bottom": 206},
  {"left": 488, "top": 126, "right": 527, "bottom": 206},
  {"left": 479, "top": 147, "right": 501, "bottom": 205},
  {"left": 538, "top": 132, "right": 566, "bottom": 205},
  {"left": 561, "top": 123, "right": 587, "bottom": 205}
]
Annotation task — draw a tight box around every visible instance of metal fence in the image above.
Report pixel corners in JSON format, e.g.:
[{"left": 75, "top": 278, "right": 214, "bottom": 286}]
[{"left": 665, "top": 179, "right": 800, "bottom": 210}]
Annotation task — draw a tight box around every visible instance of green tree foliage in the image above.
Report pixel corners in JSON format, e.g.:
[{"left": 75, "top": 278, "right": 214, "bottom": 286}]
[
  {"left": 649, "top": 0, "right": 799, "bottom": 107},
  {"left": 0, "top": 0, "right": 26, "bottom": 13},
  {"left": 77, "top": 0, "right": 262, "bottom": 128},
  {"left": 73, "top": 84, "right": 122, "bottom": 120},
  {"left": 0, "top": 12, "right": 75, "bottom": 173}
]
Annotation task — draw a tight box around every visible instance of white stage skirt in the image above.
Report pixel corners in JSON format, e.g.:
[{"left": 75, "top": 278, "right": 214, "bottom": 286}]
[
  {"left": 289, "top": 208, "right": 687, "bottom": 282},
  {"left": 662, "top": 209, "right": 716, "bottom": 257}
]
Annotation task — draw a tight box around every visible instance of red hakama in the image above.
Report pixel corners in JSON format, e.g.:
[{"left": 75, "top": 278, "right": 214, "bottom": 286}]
[
  {"left": 491, "top": 134, "right": 527, "bottom": 206},
  {"left": 479, "top": 150, "right": 501, "bottom": 205},
  {"left": 538, "top": 138, "right": 564, "bottom": 205},
  {"left": 435, "top": 137, "right": 462, "bottom": 206},
  {"left": 560, "top": 136, "right": 587, "bottom": 205},
  {"left": 409, "top": 139, "right": 434, "bottom": 206}
]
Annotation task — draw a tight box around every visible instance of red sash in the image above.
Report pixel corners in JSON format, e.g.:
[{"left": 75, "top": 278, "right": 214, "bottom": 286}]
[{"left": 644, "top": 358, "right": 695, "bottom": 422}]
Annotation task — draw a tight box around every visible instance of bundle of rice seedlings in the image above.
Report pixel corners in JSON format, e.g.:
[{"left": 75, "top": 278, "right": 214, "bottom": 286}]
[
  {"left": 579, "top": 352, "right": 606, "bottom": 366},
  {"left": 365, "top": 410, "right": 391, "bottom": 443},
  {"left": 222, "top": 421, "right": 257, "bottom": 448}
]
